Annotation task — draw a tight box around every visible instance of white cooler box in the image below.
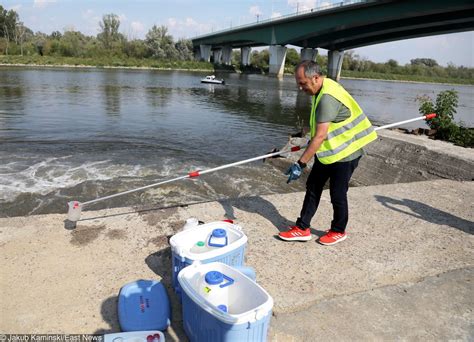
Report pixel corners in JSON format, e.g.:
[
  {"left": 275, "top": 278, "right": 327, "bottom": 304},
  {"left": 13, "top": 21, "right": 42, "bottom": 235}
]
[
  {"left": 169, "top": 221, "right": 247, "bottom": 295},
  {"left": 178, "top": 262, "right": 273, "bottom": 342}
]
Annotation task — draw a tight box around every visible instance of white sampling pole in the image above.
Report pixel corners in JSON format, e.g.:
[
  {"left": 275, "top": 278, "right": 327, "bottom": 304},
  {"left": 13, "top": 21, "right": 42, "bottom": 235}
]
[{"left": 66, "top": 113, "right": 436, "bottom": 224}]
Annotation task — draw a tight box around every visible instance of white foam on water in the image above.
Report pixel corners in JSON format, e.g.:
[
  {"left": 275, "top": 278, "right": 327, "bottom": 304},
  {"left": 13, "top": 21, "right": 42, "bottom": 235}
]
[
  {"left": 0, "top": 157, "right": 164, "bottom": 203},
  {"left": 0, "top": 153, "right": 292, "bottom": 216}
]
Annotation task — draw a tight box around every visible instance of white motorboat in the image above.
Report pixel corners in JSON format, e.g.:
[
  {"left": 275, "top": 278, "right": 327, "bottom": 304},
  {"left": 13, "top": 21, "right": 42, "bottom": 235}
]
[{"left": 201, "top": 75, "right": 225, "bottom": 85}]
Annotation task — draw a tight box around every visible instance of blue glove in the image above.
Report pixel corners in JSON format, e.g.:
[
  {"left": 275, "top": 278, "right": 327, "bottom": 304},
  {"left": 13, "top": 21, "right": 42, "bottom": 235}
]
[{"left": 285, "top": 163, "right": 302, "bottom": 184}]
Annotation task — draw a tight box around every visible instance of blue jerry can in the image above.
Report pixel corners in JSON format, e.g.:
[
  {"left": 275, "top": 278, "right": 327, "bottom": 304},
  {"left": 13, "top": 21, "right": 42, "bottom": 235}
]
[{"left": 118, "top": 279, "right": 171, "bottom": 332}]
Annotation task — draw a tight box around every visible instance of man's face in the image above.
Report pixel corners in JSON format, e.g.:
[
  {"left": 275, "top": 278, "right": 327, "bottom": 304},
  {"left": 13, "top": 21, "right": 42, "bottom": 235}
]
[{"left": 295, "top": 67, "right": 319, "bottom": 95}]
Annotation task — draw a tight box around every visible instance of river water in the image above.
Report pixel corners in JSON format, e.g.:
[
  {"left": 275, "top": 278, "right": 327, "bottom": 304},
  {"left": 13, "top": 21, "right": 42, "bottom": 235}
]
[{"left": 0, "top": 67, "right": 472, "bottom": 217}]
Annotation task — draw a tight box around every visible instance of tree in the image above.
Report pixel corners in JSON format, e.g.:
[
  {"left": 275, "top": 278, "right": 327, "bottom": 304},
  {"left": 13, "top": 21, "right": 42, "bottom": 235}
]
[
  {"left": 175, "top": 38, "right": 193, "bottom": 60},
  {"left": 386, "top": 59, "right": 398, "bottom": 68},
  {"left": 285, "top": 48, "right": 300, "bottom": 67},
  {"left": 123, "top": 39, "right": 148, "bottom": 58},
  {"left": 145, "top": 25, "right": 176, "bottom": 59},
  {"left": 232, "top": 49, "right": 241, "bottom": 65},
  {"left": 341, "top": 50, "right": 371, "bottom": 72},
  {"left": 0, "top": 5, "right": 19, "bottom": 54},
  {"left": 50, "top": 31, "right": 62, "bottom": 40},
  {"left": 15, "top": 22, "right": 27, "bottom": 55},
  {"left": 251, "top": 49, "right": 269, "bottom": 69},
  {"left": 0, "top": 5, "right": 18, "bottom": 38},
  {"left": 342, "top": 50, "right": 355, "bottom": 70},
  {"left": 410, "top": 58, "right": 438, "bottom": 67},
  {"left": 98, "top": 13, "right": 121, "bottom": 49},
  {"left": 59, "top": 30, "right": 87, "bottom": 57},
  {"left": 34, "top": 32, "right": 48, "bottom": 56}
]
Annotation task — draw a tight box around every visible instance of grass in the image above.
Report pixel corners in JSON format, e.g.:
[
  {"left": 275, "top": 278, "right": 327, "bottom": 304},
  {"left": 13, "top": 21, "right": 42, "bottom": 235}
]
[
  {"left": 0, "top": 55, "right": 214, "bottom": 71},
  {"left": 340, "top": 70, "right": 474, "bottom": 85}
]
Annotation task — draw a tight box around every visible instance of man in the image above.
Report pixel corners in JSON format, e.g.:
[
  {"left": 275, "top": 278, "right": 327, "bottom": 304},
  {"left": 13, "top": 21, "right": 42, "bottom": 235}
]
[{"left": 278, "top": 60, "right": 377, "bottom": 245}]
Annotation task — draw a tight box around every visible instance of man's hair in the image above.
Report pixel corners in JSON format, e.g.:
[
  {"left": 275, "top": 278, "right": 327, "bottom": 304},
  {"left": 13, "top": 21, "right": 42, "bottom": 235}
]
[{"left": 295, "top": 60, "right": 322, "bottom": 77}]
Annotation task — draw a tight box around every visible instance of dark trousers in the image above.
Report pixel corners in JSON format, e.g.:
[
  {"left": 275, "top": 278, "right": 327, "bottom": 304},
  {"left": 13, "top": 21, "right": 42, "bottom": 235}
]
[{"left": 296, "top": 156, "right": 361, "bottom": 232}]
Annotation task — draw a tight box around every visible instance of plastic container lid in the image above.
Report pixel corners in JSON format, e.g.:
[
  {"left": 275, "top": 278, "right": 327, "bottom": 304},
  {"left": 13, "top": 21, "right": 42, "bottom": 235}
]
[
  {"left": 118, "top": 279, "right": 170, "bottom": 332},
  {"left": 212, "top": 229, "right": 226, "bottom": 238},
  {"left": 205, "top": 271, "right": 224, "bottom": 285}
]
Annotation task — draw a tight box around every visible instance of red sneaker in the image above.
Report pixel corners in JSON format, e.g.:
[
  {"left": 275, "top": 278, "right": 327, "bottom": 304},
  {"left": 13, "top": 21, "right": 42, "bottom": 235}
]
[
  {"left": 278, "top": 226, "right": 311, "bottom": 241},
  {"left": 318, "top": 230, "right": 347, "bottom": 245}
]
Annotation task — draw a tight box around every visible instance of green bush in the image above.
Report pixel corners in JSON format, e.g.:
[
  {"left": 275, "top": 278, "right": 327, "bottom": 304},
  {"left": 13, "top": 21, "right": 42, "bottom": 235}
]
[
  {"left": 448, "top": 125, "right": 474, "bottom": 148},
  {"left": 418, "top": 90, "right": 473, "bottom": 147}
]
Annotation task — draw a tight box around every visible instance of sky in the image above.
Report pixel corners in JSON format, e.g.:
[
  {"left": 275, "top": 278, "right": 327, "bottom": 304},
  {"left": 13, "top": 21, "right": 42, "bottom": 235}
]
[{"left": 3, "top": 0, "right": 474, "bottom": 67}]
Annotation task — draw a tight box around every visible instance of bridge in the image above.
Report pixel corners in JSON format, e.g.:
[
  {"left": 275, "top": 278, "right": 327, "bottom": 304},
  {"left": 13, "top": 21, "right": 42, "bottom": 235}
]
[{"left": 192, "top": 0, "right": 474, "bottom": 78}]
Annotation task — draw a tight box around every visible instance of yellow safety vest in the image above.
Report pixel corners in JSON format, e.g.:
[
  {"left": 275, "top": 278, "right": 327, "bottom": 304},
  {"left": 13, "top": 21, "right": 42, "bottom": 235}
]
[{"left": 310, "top": 78, "right": 377, "bottom": 164}]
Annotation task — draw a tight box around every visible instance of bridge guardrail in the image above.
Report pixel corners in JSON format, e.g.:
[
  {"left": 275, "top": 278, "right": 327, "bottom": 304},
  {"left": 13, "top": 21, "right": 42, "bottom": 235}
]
[{"left": 192, "top": 0, "right": 369, "bottom": 40}]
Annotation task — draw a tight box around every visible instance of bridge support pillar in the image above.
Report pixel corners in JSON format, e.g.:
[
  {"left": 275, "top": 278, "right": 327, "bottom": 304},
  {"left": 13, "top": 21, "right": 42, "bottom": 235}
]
[
  {"left": 301, "top": 48, "right": 318, "bottom": 61},
  {"left": 199, "top": 44, "right": 211, "bottom": 62},
  {"left": 221, "top": 46, "right": 232, "bottom": 65},
  {"left": 269, "top": 45, "right": 287, "bottom": 78},
  {"left": 328, "top": 50, "right": 344, "bottom": 81},
  {"left": 241, "top": 47, "right": 251, "bottom": 65},
  {"left": 212, "top": 49, "right": 222, "bottom": 64}
]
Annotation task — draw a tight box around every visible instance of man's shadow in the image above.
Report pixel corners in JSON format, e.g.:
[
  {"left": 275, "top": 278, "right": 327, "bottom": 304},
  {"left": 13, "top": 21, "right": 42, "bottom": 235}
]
[
  {"left": 144, "top": 246, "right": 188, "bottom": 342},
  {"left": 93, "top": 296, "right": 120, "bottom": 334},
  {"left": 375, "top": 195, "right": 473, "bottom": 234},
  {"left": 217, "top": 196, "right": 323, "bottom": 237}
]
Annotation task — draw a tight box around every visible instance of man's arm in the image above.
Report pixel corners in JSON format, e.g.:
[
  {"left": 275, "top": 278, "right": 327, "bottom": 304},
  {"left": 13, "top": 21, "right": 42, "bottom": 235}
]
[{"left": 298, "top": 122, "right": 330, "bottom": 165}]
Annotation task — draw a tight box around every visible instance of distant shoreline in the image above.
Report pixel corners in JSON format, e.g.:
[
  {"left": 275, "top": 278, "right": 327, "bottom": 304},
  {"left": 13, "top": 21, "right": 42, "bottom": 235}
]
[
  {"left": 338, "top": 75, "right": 473, "bottom": 87},
  {"left": 0, "top": 63, "right": 211, "bottom": 73},
  {"left": 1, "top": 62, "right": 472, "bottom": 87}
]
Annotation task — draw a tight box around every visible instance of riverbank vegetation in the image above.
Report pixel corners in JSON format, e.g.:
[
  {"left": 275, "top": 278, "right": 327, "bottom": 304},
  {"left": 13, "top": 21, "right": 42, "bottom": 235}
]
[
  {"left": 418, "top": 90, "right": 473, "bottom": 147},
  {"left": 0, "top": 54, "right": 213, "bottom": 71},
  {"left": 1, "top": 6, "right": 473, "bottom": 85}
]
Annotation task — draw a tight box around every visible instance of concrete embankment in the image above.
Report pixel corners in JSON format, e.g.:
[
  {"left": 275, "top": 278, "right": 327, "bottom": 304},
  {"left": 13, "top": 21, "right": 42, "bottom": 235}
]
[
  {"left": 356, "top": 130, "right": 473, "bottom": 184},
  {"left": 0, "top": 131, "right": 473, "bottom": 340},
  {"left": 273, "top": 130, "right": 474, "bottom": 185}
]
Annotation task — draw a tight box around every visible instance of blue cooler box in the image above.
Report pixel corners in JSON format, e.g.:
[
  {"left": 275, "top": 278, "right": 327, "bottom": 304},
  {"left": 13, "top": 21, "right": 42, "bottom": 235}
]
[
  {"left": 178, "top": 262, "right": 273, "bottom": 342},
  {"left": 118, "top": 280, "right": 171, "bottom": 332},
  {"left": 170, "top": 221, "right": 247, "bottom": 295}
]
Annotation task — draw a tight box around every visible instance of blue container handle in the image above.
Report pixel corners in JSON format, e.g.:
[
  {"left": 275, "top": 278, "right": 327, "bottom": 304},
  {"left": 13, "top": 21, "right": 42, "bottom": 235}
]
[
  {"left": 208, "top": 235, "right": 228, "bottom": 247},
  {"left": 219, "top": 274, "right": 234, "bottom": 288}
]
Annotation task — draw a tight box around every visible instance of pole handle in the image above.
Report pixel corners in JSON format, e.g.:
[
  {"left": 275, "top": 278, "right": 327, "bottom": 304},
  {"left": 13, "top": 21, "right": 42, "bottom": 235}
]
[{"left": 425, "top": 113, "right": 436, "bottom": 120}]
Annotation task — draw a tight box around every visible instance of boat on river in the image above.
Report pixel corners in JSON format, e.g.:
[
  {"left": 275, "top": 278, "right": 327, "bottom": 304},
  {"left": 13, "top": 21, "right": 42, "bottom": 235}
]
[{"left": 201, "top": 75, "right": 225, "bottom": 85}]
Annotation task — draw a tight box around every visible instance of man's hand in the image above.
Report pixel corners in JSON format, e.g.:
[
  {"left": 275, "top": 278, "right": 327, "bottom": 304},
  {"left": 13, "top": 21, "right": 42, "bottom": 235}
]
[{"left": 285, "top": 163, "right": 302, "bottom": 184}]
